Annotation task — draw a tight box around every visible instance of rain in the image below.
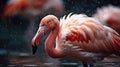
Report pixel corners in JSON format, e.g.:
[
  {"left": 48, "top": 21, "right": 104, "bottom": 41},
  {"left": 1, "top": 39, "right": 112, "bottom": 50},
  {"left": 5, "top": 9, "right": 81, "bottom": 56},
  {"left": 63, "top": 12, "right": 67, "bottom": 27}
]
[{"left": 0, "top": 0, "right": 120, "bottom": 67}]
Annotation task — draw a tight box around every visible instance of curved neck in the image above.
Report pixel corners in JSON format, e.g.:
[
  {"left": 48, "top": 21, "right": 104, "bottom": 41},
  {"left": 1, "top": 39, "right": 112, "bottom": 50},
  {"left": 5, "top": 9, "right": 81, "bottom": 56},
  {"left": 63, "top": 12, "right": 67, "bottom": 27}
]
[{"left": 45, "top": 23, "right": 63, "bottom": 58}]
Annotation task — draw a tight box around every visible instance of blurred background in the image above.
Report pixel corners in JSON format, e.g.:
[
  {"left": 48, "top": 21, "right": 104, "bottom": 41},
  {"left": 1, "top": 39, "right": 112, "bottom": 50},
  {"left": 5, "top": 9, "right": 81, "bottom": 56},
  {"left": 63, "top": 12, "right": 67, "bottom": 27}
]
[{"left": 0, "top": 0, "right": 120, "bottom": 67}]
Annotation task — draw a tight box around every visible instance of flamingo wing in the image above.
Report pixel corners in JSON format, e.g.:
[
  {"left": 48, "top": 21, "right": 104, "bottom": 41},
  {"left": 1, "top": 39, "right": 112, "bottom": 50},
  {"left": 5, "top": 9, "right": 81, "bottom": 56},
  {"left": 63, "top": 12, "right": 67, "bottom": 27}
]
[{"left": 58, "top": 14, "right": 120, "bottom": 54}]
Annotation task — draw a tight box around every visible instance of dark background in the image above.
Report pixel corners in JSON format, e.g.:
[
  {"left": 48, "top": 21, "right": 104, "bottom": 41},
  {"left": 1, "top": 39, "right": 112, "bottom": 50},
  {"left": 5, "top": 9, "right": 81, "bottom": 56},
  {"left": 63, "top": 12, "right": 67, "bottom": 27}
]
[
  {"left": 0, "top": 0, "right": 120, "bottom": 54},
  {"left": 0, "top": 0, "right": 120, "bottom": 67}
]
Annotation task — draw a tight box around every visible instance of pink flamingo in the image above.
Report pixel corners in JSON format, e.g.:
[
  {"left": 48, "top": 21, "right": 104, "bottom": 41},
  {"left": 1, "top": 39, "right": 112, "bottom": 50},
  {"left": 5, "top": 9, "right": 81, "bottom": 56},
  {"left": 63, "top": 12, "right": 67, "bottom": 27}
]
[
  {"left": 3, "top": 0, "right": 64, "bottom": 17},
  {"left": 93, "top": 5, "right": 120, "bottom": 34},
  {"left": 32, "top": 13, "right": 120, "bottom": 67}
]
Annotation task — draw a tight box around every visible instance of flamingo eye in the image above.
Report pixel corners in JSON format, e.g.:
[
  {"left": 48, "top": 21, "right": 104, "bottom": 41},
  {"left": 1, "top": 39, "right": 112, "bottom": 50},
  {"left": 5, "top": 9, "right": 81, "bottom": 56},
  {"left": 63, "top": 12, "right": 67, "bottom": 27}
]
[
  {"left": 46, "top": 22, "right": 49, "bottom": 24},
  {"left": 45, "top": 22, "right": 49, "bottom": 25},
  {"left": 44, "top": 23, "right": 47, "bottom": 26}
]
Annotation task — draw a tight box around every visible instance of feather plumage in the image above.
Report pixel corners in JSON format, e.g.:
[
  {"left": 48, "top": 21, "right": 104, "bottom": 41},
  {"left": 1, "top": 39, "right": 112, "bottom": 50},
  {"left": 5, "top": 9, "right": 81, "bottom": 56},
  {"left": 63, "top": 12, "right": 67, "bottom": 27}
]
[{"left": 57, "top": 13, "right": 120, "bottom": 58}]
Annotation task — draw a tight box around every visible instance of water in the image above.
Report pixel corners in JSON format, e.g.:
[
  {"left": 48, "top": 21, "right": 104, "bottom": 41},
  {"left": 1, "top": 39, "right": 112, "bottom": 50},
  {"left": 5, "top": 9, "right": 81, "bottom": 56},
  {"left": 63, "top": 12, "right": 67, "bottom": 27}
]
[
  {"left": 0, "top": 0, "right": 120, "bottom": 67},
  {"left": 0, "top": 52, "right": 120, "bottom": 67}
]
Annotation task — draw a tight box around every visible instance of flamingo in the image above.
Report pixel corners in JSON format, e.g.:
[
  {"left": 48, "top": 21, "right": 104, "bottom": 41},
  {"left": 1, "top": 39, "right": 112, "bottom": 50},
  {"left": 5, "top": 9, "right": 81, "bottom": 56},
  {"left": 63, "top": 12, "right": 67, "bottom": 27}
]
[
  {"left": 93, "top": 5, "right": 120, "bottom": 34},
  {"left": 31, "top": 13, "right": 120, "bottom": 67},
  {"left": 3, "top": 0, "right": 64, "bottom": 17}
]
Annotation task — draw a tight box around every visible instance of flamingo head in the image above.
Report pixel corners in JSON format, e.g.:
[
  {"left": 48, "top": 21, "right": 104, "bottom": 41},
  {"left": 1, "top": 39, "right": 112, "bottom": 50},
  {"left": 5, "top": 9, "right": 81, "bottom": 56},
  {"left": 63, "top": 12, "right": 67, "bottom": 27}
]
[{"left": 31, "top": 15, "right": 59, "bottom": 54}]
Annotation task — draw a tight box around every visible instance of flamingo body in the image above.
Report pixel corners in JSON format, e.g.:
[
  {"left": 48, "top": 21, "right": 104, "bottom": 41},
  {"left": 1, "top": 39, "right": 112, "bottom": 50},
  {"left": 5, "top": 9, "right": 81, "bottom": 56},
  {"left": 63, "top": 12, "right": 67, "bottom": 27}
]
[
  {"left": 3, "top": 0, "right": 64, "bottom": 17},
  {"left": 56, "top": 14, "right": 120, "bottom": 61},
  {"left": 93, "top": 5, "right": 120, "bottom": 33},
  {"left": 32, "top": 14, "right": 120, "bottom": 67}
]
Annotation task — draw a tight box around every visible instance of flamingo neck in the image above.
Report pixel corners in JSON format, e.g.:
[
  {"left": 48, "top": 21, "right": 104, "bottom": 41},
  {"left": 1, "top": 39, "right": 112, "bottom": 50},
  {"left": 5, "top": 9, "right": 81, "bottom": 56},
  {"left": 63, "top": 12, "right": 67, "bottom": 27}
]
[{"left": 45, "top": 23, "right": 63, "bottom": 58}]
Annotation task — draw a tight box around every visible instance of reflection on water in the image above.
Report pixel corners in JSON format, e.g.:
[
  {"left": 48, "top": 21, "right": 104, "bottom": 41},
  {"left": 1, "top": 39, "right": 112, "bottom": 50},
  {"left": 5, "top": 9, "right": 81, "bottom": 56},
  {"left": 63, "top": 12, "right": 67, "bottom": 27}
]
[{"left": 0, "top": 52, "right": 120, "bottom": 67}]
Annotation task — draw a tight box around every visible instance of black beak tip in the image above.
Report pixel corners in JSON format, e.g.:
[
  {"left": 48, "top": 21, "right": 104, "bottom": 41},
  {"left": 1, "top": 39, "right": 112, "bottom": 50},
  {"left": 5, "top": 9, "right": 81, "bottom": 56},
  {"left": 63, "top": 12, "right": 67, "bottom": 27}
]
[{"left": 32, "top": 45, "right": 38, "bottom": 55}]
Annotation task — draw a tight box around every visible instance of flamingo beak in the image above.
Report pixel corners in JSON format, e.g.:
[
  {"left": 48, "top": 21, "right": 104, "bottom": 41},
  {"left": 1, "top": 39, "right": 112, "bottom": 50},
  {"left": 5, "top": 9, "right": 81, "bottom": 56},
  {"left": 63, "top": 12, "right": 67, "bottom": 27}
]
[
  {"left": 32, "top": 44, "right": 38, "bottom": 55},
  {"left": 31, "top": 26, "right": 45, "bottom": 54}
]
